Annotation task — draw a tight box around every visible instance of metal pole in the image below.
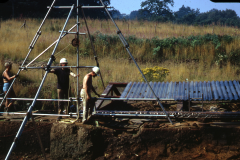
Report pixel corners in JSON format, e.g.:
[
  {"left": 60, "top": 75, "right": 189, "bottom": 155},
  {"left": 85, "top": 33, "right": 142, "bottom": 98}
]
[
  {"left": 0, "top": 97, "right": 81, "bottom": 102},
  {"left": 58, "top": 31, "right": 86, "bottom": 34},
  {"left": 5, "top": 5, "right": 75, "bottom": 160},
  {"left": 47, "top": 6, "right": 112, "bottom": 9},
  {"left": 29, "top": 0, "right": 56, "bottom": 48},
  {"left": 76, "top": 0, "right": 80, "bottom": 120},
  {"left": 21, "top": 66, "right": 96, "bottom": 70},
  {"left": 0, "top": 97, "right": 174, "bottom": 101},
  {"left": 99, "top": 0, "right": 173, "bottom": 124},
  {"left": 25, "top": 24, "right": 77, "bottom": 68},
  {"left": 0, "top": 0, "right": 56, "bottom": 111}
]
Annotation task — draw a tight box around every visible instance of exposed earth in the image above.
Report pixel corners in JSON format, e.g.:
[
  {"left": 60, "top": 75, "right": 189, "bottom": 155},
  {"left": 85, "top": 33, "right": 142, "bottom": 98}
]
[{"left": 1, "top": 101, "right": 240, "bottom": 160}]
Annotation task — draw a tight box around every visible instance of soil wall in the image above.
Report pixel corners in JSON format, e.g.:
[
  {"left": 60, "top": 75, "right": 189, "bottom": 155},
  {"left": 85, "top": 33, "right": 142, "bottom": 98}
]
[{"left": 1, "top": 121, "right": 240, "bottom": 160}]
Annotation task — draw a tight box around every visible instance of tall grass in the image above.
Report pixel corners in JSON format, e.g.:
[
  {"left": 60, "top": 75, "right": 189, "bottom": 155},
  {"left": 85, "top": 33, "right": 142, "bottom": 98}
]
[{"left": 0, "top": 18, "right": 240, "bottom": 110}]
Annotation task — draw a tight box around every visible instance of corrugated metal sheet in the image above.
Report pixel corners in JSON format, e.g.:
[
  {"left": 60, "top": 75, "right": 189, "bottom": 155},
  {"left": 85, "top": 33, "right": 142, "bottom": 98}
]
[{"left": 120, "top": 80, "right": 240, "bottom": 101}]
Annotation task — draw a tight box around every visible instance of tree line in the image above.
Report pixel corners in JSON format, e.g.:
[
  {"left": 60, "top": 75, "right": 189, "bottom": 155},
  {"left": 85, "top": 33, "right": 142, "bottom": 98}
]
[
  {"left": 113, "top": 0, "right": 240, "bottom": 28},
  {"left": 0, "top": 0, "right": 239, "bottom": 28},
  {"left": 0, "top": 0, "right": 110, "bottom": 19}
]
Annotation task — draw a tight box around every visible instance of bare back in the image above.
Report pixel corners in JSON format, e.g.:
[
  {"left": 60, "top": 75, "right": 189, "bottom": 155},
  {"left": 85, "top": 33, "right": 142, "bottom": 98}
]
[{"left": 82, "top": 73, "right": 93, "bottom": 92}]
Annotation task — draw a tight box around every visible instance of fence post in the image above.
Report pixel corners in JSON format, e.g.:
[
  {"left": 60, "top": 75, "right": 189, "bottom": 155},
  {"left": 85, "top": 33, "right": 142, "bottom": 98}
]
[{"left": 20, "top": 19, "right": 27, "bottom": 29}]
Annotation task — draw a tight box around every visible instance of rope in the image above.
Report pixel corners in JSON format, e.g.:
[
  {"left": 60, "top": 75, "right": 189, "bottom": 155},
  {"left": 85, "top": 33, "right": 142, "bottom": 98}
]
[{"left": 34, "top": 43, "right": 71, "bottom": 66}]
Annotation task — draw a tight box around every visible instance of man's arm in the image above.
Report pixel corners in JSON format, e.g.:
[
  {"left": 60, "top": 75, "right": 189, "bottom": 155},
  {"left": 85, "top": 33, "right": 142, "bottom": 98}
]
[
  {"left": 91, "top": 86, "right": 100, "bottom": 97},
  {"left": 70, "top": 71, "right": 79, "bottom": 78},
  {"left": 41, "top": 65, "right": 55, "bottom": 73}
]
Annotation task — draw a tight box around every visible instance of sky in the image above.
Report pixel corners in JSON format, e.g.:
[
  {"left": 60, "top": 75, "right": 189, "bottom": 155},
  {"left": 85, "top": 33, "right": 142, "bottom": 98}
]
[{"left": 110, "top": 0, "right": 240, "bottom": 17}]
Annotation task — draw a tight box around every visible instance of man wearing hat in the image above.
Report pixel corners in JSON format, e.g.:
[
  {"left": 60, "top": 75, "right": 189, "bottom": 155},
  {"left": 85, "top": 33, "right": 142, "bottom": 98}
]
[
  {"left": 81, "top": 67, "right": 100, "bottom": 124},
  {"left": 48, "top": 58, "right": 78, "bottom": 120}
]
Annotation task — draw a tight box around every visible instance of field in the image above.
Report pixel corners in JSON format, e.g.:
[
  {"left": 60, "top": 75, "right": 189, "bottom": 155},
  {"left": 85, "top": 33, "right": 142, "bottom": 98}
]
[{"left": 0, "top": 18, "right": 240, "bottom": 109}]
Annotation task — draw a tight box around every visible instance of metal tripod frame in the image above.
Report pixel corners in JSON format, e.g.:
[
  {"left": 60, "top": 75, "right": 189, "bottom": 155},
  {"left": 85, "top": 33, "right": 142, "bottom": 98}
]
[{"left": 4, "top": 0, "right": 173, "bottom": 159}]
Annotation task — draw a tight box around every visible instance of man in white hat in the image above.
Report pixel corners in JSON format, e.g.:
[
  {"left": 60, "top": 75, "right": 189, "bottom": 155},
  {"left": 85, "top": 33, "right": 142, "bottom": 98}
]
[
  {"left": 81, "top": 67, "right": 100, "bottom": 124},
  {"left": 47, "top": 58, "right": 78, "bottom": 121}
]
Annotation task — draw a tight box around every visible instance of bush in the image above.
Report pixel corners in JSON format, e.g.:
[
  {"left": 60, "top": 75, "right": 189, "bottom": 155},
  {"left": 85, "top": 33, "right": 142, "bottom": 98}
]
[{"left": 140, "top": 66, "right": 169, "bottom": 82}]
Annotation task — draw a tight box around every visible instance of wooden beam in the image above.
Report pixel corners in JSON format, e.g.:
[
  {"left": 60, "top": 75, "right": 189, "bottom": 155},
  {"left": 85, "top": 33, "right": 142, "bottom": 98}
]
[{"left": 96, "top": 84, "right": 114, "bottom": 109}]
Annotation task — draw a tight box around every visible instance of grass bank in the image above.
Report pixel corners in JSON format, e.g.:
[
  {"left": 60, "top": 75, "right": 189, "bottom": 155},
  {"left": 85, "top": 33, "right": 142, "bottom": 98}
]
[{"left": 0, "top": 18, "right": 240, "bottom": 110}]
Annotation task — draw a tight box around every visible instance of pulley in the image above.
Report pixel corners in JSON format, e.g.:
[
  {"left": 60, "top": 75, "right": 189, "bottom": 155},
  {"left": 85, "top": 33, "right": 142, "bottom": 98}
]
[{"left": 71, "top": 38, "right": 80, "bottom": 47}]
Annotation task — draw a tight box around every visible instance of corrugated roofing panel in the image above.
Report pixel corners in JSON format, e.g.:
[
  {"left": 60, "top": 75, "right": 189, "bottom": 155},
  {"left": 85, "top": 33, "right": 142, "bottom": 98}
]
[
  {"left": 138, "top": 82, "right": 146, "bottom": 98},
  {"left": 172, "top": 82, "right": 177, "bottom": 100},
  {"left": 133, "top": 82, "right": 143, "bottom": 98},
  {"left": 120, "top": 82, "right": 132, "bottom": 98},
  {"left": 207, "top": 81, "right": 213, "bottom": 101},
  {"left": 120, "top": 80, "right": 240, "bottom": 101},
  {"left": 190, "top": 81, "right": 194, "bottom": 99},
  {"left": 233, "top": 80, "right": 240, "bottom": 98},
  {"left": 176, "top": 82, "right": 181, "bottom": 100},
  {"left": 216, "top": 81, "right": 224, "bottom": 100},
  {"left": 220, "top": 81, "right": 228, "bottom": 100},
  {"left": 184, "top": 81, "right": 189, "bottom": 101},
  {"left": 126, "top": 82, "right": 137, "bottom": 98},
  {"left": 159, "top": 82, "right": 165, "bottom": 98},
  {"left": 228, "top": 81, "right": 238, "bottom": 100},
  {"left": 149, "top": 82, "right": 157, "bottom": 98},
  {"left": 224, "top": 81, "right": 233, "bottom": 100},
  {"left": 199, "top": 81, "right": 203, "bottom": 100},
  {"left": 157, "top": 82, "right": 164, "bottom": 98},
  {"left": 211, "top": 81, "right": 218, "bottom": 100},
  {"left": 144, "top": 82, "right": 153, "bottom": 99}
]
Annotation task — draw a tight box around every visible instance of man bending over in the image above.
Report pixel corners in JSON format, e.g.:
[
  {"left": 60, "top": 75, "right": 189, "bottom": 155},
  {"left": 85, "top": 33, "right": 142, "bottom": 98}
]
[{"left": 81, "top": 67, "right": 100, "bottom": 124}]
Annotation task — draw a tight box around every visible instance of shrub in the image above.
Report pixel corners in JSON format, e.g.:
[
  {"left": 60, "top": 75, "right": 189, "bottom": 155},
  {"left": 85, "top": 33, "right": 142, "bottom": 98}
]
[{"left": 140, "top": 66, "right": 170, "bottom": 82}]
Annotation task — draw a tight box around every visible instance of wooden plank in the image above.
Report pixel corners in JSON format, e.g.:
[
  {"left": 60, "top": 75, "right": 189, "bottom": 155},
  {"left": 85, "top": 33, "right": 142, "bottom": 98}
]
[
  {"left": 96, "top": 84, "right": 114, "bottom": 109},
  {"left": 108, "top": 82, "right": 128, "bottom": 87},
  {"left": 101, "top": 84, "right": 113, "bottom": 96}
]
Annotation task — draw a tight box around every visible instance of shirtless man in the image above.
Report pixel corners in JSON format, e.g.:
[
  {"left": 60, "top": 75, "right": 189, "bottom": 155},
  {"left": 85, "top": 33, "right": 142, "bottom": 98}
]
[{"left": 81, "top": 67, "right": 100, "bottom": 124}]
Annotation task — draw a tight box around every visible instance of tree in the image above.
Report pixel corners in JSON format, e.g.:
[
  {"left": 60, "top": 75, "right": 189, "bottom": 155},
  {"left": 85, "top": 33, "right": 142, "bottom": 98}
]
[
  {"left": 129, "top": 10, "right": 139, "bottom": 20},
  {"left": 110, "top": 9, "right": 122, "bottom": 19},
  {"left": 175, "top": 5, "right": 200, "bottom": 19},
  {"left": 174, "top": 5, "right": 200, "bottom": 24},
  {"left": 140, "top": 0, "right": 174, "bottom": 21}
]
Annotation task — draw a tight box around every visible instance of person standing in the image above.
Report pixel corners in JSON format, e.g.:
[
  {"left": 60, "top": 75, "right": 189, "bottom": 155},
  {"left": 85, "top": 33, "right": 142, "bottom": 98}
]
[
  {"left": 81, "top": 67, "right": 100, "bottom": 124},
  {"left": 2, "top": 62, "right": 17, "bottom": 112},
  {"left": 48, "top": 58, "right": 78, "bottom": 120}
]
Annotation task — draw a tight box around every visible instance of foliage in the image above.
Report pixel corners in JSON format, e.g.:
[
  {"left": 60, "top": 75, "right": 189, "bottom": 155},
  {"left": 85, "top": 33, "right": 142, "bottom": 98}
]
[
  {"left": 140, "top": 0, "right": 174, "bottom": 21},
  {"left": 194, "top": 9, "right": 240, "bottom": 27},
  {"left": 175, "top": 5, "right": 200, "bottom": 19},
  {"left": 229, "top": 48, "right": 240, "bottom": 66},
  {"left": 214, "top": 46, "right": 228, "bottom": 66},
  {"left": 140, "top": 66, "right": 169, "bottom": 82},
  {"left": 151, "top": 34, "right": 233, "bottom": 55}
]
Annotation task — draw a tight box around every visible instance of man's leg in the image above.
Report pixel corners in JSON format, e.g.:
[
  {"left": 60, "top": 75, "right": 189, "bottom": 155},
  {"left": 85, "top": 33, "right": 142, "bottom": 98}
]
[
  {"left": 57, "top": 89, "right": 64, "bottom": 119},
  {"left": 88, "top": 99, "right": 94, "bottom": 119},
  {"left": 87, "top": 92, "right": 93, "bottom": 120},
  {"left": 63, "top": 89, "right": 69, "bottom": 114},
  {"left": 81, "top": 89, "right": 88, "bottom": 123}
]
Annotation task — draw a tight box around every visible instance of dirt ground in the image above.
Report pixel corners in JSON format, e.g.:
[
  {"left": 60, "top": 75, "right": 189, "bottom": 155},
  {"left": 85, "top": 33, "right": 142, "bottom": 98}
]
[{"left": 1, "top": 101, "right": 240, "bottom": 159}]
